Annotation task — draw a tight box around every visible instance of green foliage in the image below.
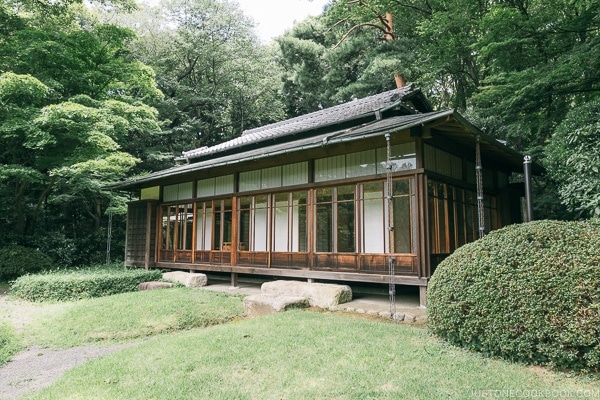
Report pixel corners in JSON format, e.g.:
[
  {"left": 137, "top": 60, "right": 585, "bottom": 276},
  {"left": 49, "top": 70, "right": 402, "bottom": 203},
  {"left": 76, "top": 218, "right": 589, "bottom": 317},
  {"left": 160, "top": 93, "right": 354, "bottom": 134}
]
[
  {"left": 118, "top": 0, "right": 285, "bottom": 159},
  {"left": 428, "top": 220, "right": 600, "bottom": 372},
  {"left": 0, "top": 72, "right": 49, "bottom": 105},
  {"left": 545, "top": 100, "right": 600, "bottom": 218},
  {"left": 0, "top": 321, "right": 21, "bottom": 365},
  {"left": 10, "top": 267, "right": 162, "bottom": 302},
  {"left": 0, "top": 5, "right": 161, "bottom": 262},
  {"left": 0, "top": 245, "right": 53, "bottom": 280}
]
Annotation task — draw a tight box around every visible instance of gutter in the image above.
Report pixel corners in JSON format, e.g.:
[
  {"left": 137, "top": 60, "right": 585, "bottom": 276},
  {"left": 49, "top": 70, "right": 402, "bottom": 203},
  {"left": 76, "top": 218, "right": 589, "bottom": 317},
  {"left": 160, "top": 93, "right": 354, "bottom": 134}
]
[{"left": 108, "top": 111, "right": 452, "bottom": 190}]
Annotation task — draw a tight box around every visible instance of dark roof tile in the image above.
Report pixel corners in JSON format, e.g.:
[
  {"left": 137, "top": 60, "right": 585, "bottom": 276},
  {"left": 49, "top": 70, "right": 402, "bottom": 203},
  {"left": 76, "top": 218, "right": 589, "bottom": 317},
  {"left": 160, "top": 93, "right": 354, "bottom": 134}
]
[{"left": 180, "top": 86, "right": 419, "bottom": 160}]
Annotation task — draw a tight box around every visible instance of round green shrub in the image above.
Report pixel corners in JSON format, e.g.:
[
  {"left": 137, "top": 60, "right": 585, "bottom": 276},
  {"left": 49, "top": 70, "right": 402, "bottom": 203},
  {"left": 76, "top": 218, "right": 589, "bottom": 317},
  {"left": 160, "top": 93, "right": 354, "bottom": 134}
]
[
  {"left": 0, "top": 245, "right": 53, "bottom": 280},
  {"left": 427, "top": 219, "right": 600, "bottom": 372}
]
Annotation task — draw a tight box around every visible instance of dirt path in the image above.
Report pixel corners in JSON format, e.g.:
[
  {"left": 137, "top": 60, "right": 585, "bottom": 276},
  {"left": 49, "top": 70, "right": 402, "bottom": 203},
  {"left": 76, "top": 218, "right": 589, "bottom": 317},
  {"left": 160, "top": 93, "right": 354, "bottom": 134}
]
[
  {"left": 0, "top": 287, "right": 137, "bottom": 400},
  {"left": 0, "top": 344, "right": 135, "bottom": 400}
]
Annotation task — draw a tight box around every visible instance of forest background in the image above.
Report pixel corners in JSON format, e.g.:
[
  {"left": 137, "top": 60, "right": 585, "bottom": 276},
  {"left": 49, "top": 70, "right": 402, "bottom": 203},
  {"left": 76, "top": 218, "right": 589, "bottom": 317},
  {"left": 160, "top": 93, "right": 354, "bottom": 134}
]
[{"left": 0, "top": 0, "right": 598, "bottom": 267}]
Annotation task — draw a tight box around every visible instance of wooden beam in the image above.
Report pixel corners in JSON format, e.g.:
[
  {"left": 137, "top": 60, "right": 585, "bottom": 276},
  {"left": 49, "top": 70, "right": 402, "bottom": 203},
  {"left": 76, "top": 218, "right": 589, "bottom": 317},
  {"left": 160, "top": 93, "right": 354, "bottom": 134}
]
[{"left": 154, "top": 262, "right": 428, "bottom": 287}]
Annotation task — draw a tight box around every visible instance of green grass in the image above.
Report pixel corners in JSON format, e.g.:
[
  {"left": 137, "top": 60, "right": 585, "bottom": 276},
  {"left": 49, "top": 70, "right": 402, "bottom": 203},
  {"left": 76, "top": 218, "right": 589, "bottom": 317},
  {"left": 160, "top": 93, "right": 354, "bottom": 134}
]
[
  {"left": 27, "top": 310, "right": 600, "bottom": 400},
  {"left": 0, "top": 320, "right": 21, "bottom": 365},
  {"left": 23, "top": 287, "right": 244, "bottom": 348}
]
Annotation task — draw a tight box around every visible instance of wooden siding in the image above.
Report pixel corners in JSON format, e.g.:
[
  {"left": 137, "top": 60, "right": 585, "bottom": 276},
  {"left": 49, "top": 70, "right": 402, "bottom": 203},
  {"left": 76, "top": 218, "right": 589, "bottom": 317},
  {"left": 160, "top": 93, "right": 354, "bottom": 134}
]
[{"left": 125, "top": 201, "right": 158, "bottom": 268}]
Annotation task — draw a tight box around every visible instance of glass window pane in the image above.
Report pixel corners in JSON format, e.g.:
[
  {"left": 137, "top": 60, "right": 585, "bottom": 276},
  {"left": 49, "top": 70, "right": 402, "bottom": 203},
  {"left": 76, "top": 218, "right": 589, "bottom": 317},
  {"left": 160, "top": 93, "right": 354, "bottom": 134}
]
[
  {"left": 316, "top": 203, "right": 332, "bottom": 252},
  {"left": 223, "top": 208, "right": 232, "bottom": 248},
  {"left": 337, "top": 185, "right": 355, "bottom": 201},
  {"left": 239, "top": 197, "right": 252, "bottom": 251},
  {"left": 316, "top": 188, "right": 333, "bottom": 203},
  {"left": 363, "top": 183, "right": 384, "bottom": 253},
  {"left": 394, "top": 179, "right": 411, "bottom": 196},
  {"left": 346, "top": 150, "right": 376, "bottom": 178},
  {"left": 337, "top": 200, "right": 355, "bottom": 252},
  {"left": 292, "top": 191, "right": 308, "bottom": 252},
  {"left": 239, "top": 170, "right": 261, "bottom": 192},
  {"left": 197, "top": 178, "right": 215, "bottom": 198},
  {"left": 282, "top": 162, "right": 308, "bottom": 186},
  {"left": 204, "top": 206, "right": 213, "bottom": 250},
  {"left": 213, "top": 204, "right": 221, "bottom": 250},
  {"left": 273, "top": 194, "right": 289, "bottom": 252},
  {"left": 254, "top": 197, "right": 268, "bottom": 251},
  {"left": 163, "top": 185, "right": 178, "bottom": 202},
  {"left": 377, "top": 142, "right": 417, "bottom": 173},
  {"left": 177, "top": 204, "right": 193, "bottom": 250},
  {"left": 393, "top": 196, "right": 412, "bottom": 253},
  {"left": 336, "top": 186, "right": 355, "bottom": 252},
  {"left": 315, "top": 155, "right": 345, "bottom": 182},
  {"left": 214, "top": 175, "right": 234, "bottom": 195},
  {"left": 262, "top": 166, "right": 281, "bottom": 189}
]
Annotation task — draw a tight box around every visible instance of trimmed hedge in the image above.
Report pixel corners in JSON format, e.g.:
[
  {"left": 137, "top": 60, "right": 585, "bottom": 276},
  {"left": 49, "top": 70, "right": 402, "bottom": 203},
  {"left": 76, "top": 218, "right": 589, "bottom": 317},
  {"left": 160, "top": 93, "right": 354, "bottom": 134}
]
[
  {"left": 0, "top": 245, "right": 53, "bottom": 280},
  {"left": 428, "top": 219, "right": 600, "bottom": 372},
  {"left": 10, "top": 267, "right": 163, "bottom": 302}
]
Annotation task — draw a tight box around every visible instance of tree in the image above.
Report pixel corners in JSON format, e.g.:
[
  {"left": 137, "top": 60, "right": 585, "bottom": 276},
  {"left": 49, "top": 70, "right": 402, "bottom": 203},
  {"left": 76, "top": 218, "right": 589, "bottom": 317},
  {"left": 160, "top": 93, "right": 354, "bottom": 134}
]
[
  {"left": 471, "top": 0, "right": 600, "bottom": 153},
  {"left": 0, "top": 6, "right": 162, "bottom": 264},
  {"left": 545, "top": 100, "right": 600, "bottom": 218},
  {"left": 277, "top": 17, "right": 329, "bottom": 115},
  {"left": 112, "top": 0, "right": 286, "bottom": 158}
]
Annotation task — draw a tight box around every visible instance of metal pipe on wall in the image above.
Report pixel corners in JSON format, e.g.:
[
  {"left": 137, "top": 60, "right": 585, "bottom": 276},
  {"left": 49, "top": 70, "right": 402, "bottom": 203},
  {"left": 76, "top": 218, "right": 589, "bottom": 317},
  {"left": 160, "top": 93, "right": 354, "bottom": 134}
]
[{"left": 523, "top": 155, "right": 534, "bottom": 222}]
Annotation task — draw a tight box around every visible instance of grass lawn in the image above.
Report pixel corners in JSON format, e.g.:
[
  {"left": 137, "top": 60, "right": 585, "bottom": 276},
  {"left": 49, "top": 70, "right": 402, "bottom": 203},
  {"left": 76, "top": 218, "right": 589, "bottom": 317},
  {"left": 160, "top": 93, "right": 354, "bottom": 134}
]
[
  {"left": 23, "top": 287, "right": 244, "bottom": 348},
  {"left": 18, "top": 298, "right": 600, "bottom": 400}
]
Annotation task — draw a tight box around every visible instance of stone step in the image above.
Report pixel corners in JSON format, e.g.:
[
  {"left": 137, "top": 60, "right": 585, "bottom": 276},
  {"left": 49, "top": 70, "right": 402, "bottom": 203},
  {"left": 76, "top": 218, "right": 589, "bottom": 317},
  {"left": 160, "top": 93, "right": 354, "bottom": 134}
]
[
  {"left": 138, "top": 281, "right": 174, "bottom": 291},
  {"left": 162, "top": 271, "right": 208, "bottom": 288},
  {"left": 261, "top": 280, "right": 352, "bottom": 309},
  {"left": 243, "top": 294, "right": 309, "bottom": 317}
]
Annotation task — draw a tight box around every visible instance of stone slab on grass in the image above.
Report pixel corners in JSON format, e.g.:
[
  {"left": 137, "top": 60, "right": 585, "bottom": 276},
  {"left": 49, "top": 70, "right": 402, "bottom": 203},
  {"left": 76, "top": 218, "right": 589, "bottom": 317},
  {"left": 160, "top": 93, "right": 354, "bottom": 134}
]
[
  {"left": 138, "top": 281, "right": 174, "bottom": 291},
  {"left": 243, "top": 294, "right": 309, "bottom": 317},
  {"left": 261, "top": 280, "right": 352, "bottom": 309},
  {"left": 162, "top": 271, "right": 208, "bottom": 288}
]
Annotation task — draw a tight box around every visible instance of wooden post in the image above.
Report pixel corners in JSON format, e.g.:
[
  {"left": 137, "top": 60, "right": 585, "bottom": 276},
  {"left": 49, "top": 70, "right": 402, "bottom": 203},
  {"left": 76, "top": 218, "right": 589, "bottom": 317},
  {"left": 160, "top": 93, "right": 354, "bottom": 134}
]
[
  {"left": 231, "top": 196, "right": 238, "bottom": 266},
  {"left": 231, "top": 272, "right": 238, "bottom": 288},
  {"left": 144, "top": 202, "right": 152, "bottom": 270},
  {"left": 419, "top": 286, "right": 427, "bottom": 308}
]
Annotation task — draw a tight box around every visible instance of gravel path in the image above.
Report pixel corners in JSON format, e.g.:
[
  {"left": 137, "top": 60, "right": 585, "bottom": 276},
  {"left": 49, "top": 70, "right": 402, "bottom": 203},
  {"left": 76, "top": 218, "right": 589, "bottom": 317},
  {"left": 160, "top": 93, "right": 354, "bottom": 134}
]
[
  {"left": 0, "top": 287, "right": 138, "bottom": 400},
  {"left": 0, "top": 343, "right": 135, "bottom": 400}
]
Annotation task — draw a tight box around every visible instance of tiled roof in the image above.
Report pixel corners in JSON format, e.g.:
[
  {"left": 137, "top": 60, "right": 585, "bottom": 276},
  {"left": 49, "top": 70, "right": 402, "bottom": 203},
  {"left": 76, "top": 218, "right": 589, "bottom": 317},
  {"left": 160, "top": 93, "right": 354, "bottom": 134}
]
[
  {"left": 180, "top": 86, "right": 420, "bottom": 160},
  {"left": 109, "top": 106, "right": 542, "bottom": 191}
]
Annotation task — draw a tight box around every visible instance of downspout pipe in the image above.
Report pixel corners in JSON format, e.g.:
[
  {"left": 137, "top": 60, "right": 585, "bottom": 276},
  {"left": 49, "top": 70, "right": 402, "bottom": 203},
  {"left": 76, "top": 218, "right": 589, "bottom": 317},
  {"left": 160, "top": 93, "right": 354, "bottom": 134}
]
[{"left": 523, "top": 155, "right": 534, "bottom": 222}]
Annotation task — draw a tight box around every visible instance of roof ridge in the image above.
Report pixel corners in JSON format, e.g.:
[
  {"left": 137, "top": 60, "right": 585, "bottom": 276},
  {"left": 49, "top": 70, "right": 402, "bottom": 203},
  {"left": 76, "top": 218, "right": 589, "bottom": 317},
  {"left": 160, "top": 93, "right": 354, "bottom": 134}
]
[
  {"left": 241, "top": 86, "right": 412, "bottom": 137},
  {"left": 180, "top": 86, "right": 416, "bottom": 161}
]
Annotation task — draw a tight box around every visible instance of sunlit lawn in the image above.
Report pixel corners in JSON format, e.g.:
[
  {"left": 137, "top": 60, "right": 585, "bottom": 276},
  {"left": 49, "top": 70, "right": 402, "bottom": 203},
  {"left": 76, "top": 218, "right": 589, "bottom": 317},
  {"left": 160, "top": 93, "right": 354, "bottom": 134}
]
[
  {"left": 23, "top": 287, "right": 243, "bottom": 348},
  {"left": 17, "top": 294, "right": 600, "bottom": 400}
]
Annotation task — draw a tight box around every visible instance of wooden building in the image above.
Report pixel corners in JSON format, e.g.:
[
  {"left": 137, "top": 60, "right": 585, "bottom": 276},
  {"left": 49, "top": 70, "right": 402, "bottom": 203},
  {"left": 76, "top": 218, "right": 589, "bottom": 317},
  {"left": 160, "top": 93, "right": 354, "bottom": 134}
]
[{"left": 113, "top": 86, "right": 536, "bottom": 306}]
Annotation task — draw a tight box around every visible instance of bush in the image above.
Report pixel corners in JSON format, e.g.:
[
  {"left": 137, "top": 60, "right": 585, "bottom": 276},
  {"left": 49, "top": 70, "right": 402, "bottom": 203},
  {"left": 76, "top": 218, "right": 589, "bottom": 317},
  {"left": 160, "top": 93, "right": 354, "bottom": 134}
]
[
  {"left": 0, "top": 245, "right": 53, "bottom": 280},
  {"left": 0, "top": 321, "right": 20, "bottom": 365},
  {"left": 10, "top": 266, "right": 163, "bottom": 302},
  {"left": 428, "top": 219, "right": 600, "bottom": 372}
]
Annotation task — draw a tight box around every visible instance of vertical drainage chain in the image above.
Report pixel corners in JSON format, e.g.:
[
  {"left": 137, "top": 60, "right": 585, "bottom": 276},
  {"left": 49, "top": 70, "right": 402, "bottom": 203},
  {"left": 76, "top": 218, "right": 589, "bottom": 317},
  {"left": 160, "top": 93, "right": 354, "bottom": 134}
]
[
  {"left": 475, "top": 135, "right": 485, "bottom": 239},
  {"left": 106, "top": 210, "right": 113, "bottom": 266},
  {"left": 385, "top": 133, "right": 396, "bottom": 318}
]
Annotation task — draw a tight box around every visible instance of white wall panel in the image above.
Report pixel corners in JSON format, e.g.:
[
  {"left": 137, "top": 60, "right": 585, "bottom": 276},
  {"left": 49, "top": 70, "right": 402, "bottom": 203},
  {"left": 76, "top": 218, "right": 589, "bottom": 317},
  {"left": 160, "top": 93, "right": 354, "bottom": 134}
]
[
  {"left": 239, "top": 170, "right": 261, "bottom": 192},
  {"left": 346, "top": 150, "right": 376, "bottom": 178},
  {"left": 282, "top": 162, "right": 308, "bottom": 186}
]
